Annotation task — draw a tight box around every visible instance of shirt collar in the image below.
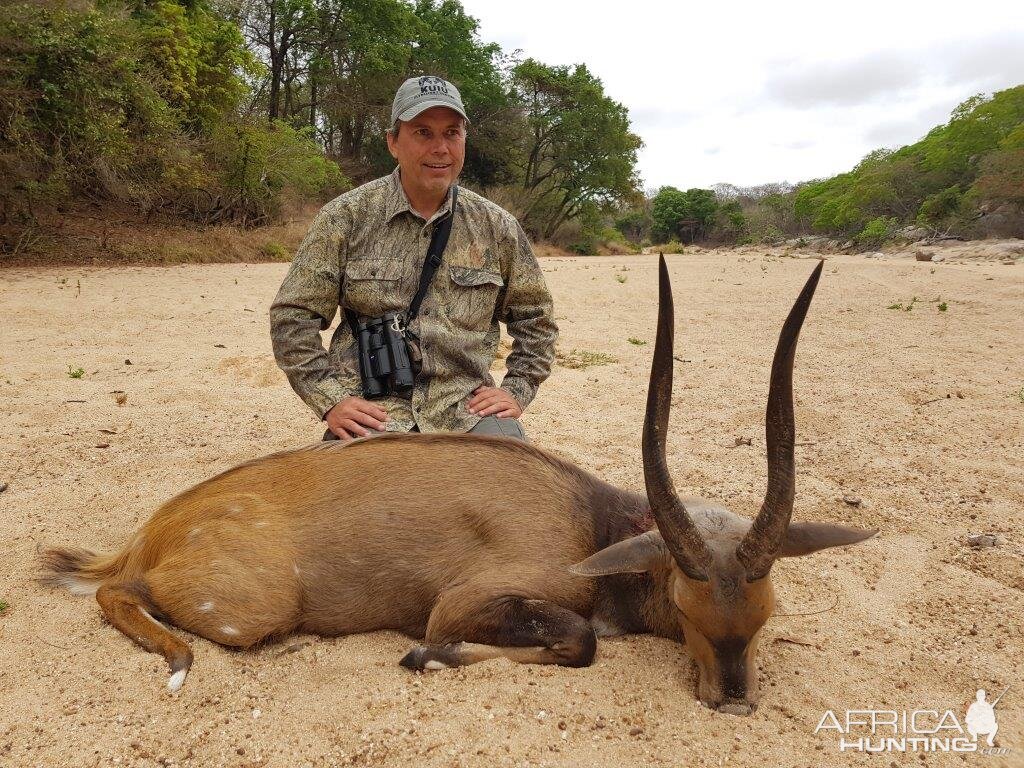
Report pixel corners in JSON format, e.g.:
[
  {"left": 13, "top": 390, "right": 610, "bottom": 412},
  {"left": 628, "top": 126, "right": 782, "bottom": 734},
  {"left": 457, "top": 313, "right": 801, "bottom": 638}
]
[{"left": 385, "top": 167, "right": 455, "bottom": 225}]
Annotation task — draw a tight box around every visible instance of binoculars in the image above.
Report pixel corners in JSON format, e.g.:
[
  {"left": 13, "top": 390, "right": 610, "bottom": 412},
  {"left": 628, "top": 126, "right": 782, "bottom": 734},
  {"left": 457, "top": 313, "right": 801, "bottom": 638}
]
[{"left": 355, "top": 311, "right": 416, "bottom": 399}]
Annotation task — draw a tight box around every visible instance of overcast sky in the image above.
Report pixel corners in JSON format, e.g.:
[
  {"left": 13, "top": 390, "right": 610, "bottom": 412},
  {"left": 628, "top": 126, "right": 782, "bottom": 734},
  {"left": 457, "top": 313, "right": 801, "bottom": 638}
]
[{"left": 460, "top": 0, "right": 1024, "bottom": 191}]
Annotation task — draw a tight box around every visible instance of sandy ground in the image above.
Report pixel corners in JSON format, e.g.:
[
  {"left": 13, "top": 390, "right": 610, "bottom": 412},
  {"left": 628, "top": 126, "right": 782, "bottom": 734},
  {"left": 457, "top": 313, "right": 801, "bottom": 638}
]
[{"left": 1, "top": 249, "right": 1022, "bottom": 767}]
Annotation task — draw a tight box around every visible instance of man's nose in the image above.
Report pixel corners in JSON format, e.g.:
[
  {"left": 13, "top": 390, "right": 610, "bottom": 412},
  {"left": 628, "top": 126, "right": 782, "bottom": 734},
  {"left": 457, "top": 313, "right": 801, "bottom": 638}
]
[{"left": 428, "top": 134, "right": 448, "bottom": 154}]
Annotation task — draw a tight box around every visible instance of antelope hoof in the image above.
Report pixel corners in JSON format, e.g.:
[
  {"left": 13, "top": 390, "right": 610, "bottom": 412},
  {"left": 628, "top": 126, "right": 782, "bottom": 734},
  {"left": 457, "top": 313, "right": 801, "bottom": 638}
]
[
  {"left": 399, "top": 644, "right": 455, "bottom": 671},
  {"left": 715, "top": 699, "right": 756, "bottom": 717},
  {"left": 167, "top": 668, "right": 189, "bottom": 693}
]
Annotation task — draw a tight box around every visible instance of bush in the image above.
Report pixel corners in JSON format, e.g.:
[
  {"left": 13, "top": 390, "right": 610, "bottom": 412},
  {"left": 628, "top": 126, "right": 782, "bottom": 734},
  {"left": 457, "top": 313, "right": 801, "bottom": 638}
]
[{"left": 857, "top": 216, "right": 899, "bottom": 246}]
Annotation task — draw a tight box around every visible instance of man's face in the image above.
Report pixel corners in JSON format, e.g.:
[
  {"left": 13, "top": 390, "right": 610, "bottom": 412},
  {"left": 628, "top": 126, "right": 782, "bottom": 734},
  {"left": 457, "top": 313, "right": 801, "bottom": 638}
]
[{"left": 386, "top": 106, "right": 466, "bottom": 204}]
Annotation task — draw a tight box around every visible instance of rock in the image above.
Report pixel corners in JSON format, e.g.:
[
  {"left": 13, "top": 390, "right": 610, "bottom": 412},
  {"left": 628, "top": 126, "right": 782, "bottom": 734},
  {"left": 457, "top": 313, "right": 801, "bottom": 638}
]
[
  {"left": 915, "top": 251, "right": 933, "bottom": 262},
  {"left": 629, "top": 726, "right": 644, "bottom": 736},
  {"left": 841, "top": 494, "right": 863, "bottom": 507},
  {"left": 931, "top": 253, "right": 947, "bottom": 263},
  {"left": 865, "top": 251, "right": 885, "bottom": 259},
  {"left": 967, "top": 534, "right": 1001, "bottom": 549},
  {"left": 899, "top": 226, "right": 930, "bottom": 241},
  {"left": 0, "top": 482, "right": 7, "bottom": 493}
]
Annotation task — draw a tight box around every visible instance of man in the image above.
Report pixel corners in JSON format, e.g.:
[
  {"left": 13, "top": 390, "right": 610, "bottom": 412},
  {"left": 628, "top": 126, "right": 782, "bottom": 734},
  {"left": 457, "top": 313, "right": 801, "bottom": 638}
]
[{"left": 270, "top": 75, "right": 558, "bottom": 442}]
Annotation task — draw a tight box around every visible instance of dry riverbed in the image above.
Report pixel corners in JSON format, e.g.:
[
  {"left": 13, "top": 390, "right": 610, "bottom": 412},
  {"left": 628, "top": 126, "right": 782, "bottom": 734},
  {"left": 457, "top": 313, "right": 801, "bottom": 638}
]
[{"left": 0, "top": 249, "right": 1021, "bottom": 767}]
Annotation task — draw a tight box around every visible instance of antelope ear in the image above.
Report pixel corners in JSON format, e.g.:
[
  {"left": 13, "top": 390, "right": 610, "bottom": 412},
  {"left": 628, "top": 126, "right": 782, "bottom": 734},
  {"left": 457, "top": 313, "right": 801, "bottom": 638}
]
[
  {"left": 778, "top": 522, "right": 878, "bottom": 558},
  {"left": 569, "top": 531, "right": 665, "bottom": 577}
]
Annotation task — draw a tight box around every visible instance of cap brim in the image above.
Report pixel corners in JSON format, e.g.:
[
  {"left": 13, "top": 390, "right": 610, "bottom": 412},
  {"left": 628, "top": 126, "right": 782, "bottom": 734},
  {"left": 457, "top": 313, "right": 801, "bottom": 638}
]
[{"left": 397, "top": 99, "right": 469, "bottom": 123}]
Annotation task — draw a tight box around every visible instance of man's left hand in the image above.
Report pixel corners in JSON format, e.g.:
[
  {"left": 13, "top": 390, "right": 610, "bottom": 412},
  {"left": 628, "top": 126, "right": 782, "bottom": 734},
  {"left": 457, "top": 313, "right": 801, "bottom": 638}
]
[{"left": 468, "top": 386, "right": 522, "bottom": 418}]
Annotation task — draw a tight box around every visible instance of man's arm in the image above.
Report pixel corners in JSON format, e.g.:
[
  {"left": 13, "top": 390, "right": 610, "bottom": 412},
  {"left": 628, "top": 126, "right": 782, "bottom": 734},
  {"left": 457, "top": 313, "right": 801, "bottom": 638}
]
[
  {"left": 496, "top": 221, "right": 559, "bottom": 409},
  {"left": 270, "top": 206, "right": 358, "bottom": 419}
]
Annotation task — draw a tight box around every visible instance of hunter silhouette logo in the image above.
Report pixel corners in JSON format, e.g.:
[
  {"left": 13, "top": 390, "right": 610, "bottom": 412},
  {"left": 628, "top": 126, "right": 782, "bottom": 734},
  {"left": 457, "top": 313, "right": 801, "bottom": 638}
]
[
  {"left": 966, "top": 688, "right": 1008, "bottom": 747},
  {"left": 815, "top": 686, "right": 1011, "bottom": 755},
  {"left": 418, "top": 76, "right": 449, "bottom": 95}
]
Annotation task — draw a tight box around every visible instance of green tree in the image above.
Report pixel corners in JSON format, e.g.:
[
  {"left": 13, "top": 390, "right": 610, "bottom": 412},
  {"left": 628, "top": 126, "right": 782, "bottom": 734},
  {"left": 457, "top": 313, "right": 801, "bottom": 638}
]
[
  {"left": 650, "top": 186, "right": 719, "bottom": 243},
  {"left": 512, "top": 58, "right": 642, "bottom": 238}
]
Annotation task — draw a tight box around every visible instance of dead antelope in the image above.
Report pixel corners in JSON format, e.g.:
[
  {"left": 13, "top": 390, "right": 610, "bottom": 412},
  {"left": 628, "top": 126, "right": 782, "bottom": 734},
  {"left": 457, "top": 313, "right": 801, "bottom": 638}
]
[{"left": 41, "top": 255, "right": 875, "bottom": 715}]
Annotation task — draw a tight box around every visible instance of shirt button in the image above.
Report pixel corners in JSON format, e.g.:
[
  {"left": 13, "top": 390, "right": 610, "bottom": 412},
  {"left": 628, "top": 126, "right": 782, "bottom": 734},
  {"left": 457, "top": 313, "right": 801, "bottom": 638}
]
[
  {"left": 370, "top": 268, "right": 378, "bottom": 276},
  {"left": 422, "top": 308, "right": 430, "bottom": 316}
]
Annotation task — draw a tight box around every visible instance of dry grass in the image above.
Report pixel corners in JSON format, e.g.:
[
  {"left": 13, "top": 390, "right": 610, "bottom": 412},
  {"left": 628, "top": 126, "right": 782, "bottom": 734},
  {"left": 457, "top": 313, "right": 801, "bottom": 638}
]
[{"left": 0, "top": 203, "right": 318, "bottom": 267}]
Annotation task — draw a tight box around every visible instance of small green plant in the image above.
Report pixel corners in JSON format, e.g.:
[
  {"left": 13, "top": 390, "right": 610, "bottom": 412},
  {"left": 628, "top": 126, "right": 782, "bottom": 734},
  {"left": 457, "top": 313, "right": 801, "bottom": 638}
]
[
  {"left": 261, "top": 241, "right": 289, "bottom": 261},
  {"left": 0, "top": 599, "right": 9, "bottom": 615},
  {"left": 615, "top": 274, "right": 627, "bottom": 283},
  {"left": 627, "top": 337, "right": 646, "bottom": 346},
  {"left": 1014, "top": 386, "right": 1024, "bottom": 404},
  {"left": 555, "top": 349, "right": 618, "bottom": 370},
  {"left": 887, "top": 303, "right": 903, "bottom": 310},
  {"left": 938, "top": 301, "right": 948, "bottom": 312},
  {"left": 67, "top": 365, "right": 85, "bottom": 379}
]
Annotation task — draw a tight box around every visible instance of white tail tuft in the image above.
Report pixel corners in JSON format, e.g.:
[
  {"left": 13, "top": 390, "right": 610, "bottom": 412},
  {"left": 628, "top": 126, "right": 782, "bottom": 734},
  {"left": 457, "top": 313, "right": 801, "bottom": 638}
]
[
  {"left": 56, "top": 575, "right": 101, "bottom": 597},
  {"left": 167, "top": 669, "right": 188, "bottom": 693}
]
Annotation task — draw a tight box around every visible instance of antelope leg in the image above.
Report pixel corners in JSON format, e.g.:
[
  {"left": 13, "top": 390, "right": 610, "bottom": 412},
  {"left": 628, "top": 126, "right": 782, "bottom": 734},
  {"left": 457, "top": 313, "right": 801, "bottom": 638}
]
[{"left": 401, "top": 595, "right": 596, "bottom": 670}]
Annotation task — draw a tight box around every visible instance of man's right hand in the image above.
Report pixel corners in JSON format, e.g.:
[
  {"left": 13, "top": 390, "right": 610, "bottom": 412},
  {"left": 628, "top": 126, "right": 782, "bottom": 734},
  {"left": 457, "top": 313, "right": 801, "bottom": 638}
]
[{"left": 325, "top": 397, "right": 388, "bottom": 441}]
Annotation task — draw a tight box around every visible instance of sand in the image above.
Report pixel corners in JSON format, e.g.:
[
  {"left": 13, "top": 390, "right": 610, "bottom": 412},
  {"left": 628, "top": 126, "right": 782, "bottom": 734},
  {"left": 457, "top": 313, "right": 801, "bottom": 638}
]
[{"left": 0, "top": 249, "right": 1021, "bottom": 767}]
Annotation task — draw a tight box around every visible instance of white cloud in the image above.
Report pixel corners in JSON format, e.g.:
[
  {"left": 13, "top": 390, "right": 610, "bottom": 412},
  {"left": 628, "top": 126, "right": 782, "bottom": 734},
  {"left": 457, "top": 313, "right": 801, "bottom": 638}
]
[{"left": 460, "top": 0, "right": 1024, "bottom": 189}]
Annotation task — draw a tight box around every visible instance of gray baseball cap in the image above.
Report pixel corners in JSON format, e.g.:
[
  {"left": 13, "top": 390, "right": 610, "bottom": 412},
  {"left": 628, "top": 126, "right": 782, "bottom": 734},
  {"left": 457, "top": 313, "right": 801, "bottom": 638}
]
[{"left": 390, "top": 76, "right": 469, "bottom": 128}]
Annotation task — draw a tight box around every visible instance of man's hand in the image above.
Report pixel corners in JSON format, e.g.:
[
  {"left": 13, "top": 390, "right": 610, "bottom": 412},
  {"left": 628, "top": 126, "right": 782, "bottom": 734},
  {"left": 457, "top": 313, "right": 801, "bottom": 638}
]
[
  {"left": 325, "top": 397, "right": 388, "bottom": 441},
  {"left": 468, "top": 386, "right": 522, "bottom": 419}
]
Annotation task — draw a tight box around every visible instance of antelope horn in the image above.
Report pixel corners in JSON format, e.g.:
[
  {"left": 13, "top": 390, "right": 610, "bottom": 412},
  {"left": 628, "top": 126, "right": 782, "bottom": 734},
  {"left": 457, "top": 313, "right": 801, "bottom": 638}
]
[
  {"left": 736, "top": 260, "right": 824, "bottom": 581},
  {"left": 642, "top": 255, "right": 713, "bottom": 581}
]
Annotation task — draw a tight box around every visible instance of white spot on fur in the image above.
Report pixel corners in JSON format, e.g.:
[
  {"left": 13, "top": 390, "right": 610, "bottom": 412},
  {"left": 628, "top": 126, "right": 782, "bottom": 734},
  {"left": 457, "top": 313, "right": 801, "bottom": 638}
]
[
  {"left": 58, "top": 575, "right": 100, "bottom": 597},
  {"left": 167, "top": 669, "right": 188, "bottom": 693},
  {"left": 221, "top": 625, "right": 240, "bottom": 637},
  {"left": 199, "top": 601, "right": 214, "bottom": 612},
  {"left": 293, "top": 564, "right": 300, "bottom": 576},
  {"left": 228, "top": 505, "right": 243, "bottom": 514},
  {"left": 188, "top": 527, "right": 202, "bottom": 539},
  {"left": 253, "top": 520, "right": 267, "bottom": 528},
  {"left": 139, "top": 608, "right": 164, "bottom": 629},
  {"left": 424, "top": 660, "right": 448, "bottom": 670}
]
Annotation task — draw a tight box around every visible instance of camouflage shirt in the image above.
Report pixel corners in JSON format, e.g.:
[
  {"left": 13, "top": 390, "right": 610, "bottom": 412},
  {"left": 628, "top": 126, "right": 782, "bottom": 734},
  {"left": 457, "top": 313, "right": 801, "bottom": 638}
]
[{"left": 270, "top": 168, "right": 558, "bottom": 433}]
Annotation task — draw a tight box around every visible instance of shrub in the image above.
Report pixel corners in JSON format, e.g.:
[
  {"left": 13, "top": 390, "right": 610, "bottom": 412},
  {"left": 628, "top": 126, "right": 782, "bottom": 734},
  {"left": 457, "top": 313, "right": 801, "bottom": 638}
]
[{"left": 857, "top": 216, "right": 899, "bottom": 246}]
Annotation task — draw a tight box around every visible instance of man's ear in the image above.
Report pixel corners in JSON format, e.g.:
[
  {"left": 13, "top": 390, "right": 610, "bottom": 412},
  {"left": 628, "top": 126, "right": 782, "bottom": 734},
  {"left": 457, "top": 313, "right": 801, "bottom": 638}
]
[
  {"left": 569, "top": 531, "right": 664, "bottom": 577},
  {"left": 778, "top": 522, "right": 878, "bottom": 558},
  {"left": 385, "top": 126, "right": 400, "bottom": 160}
]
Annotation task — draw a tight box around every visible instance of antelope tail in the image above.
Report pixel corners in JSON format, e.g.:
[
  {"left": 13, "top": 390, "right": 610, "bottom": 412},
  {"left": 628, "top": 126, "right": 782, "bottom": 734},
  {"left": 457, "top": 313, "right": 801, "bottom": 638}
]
[{"left": 38, "top": 546, "right": 132, "bottom": 596}]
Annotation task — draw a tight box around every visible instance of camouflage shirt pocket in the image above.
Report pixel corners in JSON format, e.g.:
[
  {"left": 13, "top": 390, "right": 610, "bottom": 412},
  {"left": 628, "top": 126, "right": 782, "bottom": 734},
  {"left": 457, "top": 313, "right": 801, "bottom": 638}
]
[
  {"left": 446, "top": 265, "right": 505, "bottom": 330},
  {"left": 343, "top": 258, "right": 406, "bottom": 317}
]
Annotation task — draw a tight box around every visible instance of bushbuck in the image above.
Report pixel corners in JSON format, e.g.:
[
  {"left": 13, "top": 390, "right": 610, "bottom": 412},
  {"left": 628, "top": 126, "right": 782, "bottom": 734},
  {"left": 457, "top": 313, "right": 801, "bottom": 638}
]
[{"left": 41, "top": 256, "right": 875, "bottom": 715}]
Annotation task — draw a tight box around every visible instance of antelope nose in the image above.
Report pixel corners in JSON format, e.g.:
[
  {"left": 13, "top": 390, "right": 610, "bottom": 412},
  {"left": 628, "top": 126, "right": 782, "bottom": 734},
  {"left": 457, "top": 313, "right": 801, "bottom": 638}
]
[{"left": 716, "top": 699, "right": 755, "bottom": 716}]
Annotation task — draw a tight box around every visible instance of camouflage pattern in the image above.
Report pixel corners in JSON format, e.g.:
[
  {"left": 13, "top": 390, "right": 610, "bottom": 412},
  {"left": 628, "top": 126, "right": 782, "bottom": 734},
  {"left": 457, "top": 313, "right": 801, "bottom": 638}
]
[{"left": 270, "top": 168, "right": 558, "bottom": 434}]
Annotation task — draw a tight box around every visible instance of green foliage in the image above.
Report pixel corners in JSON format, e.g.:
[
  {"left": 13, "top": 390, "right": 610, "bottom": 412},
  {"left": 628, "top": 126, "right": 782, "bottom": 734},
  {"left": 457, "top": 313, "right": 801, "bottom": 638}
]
[
  {"left": 917, "top": 186, "right": 964, "bottom": 226},
  {"left": 261, "top": 241, "right": 289, "bottom": 260},
  {"left": 794, "top": 86, "right": 1024, "bottom": 238},
  {"left": 857, "top": 216, "right": 899, "bottom": 246},
  {"left": 67, "top": 365, "right": 85, "bottom": 378},
  {"left": 0, "top": 599, "right": 8, "bottom": 615},
  {"left": 614, "top": 208, "right": 652, "bottom": 242},
  {"left": 615, "top": 274, "right": 627, "bottom": 283},
  {"left": 204, "top": 120, "right": 347, "bottom": 225},
  {"left": 938, "top": 301, "right": 948, "bottom": 312},
  {"left": 513, "top": 59, "right": 642, "bottom": 239},
  {"left": 627, "top": 337, "right": 646, "bottom": 345},
  {"left": 651, "top": 186, "right": 719, "bottom": 243}
]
